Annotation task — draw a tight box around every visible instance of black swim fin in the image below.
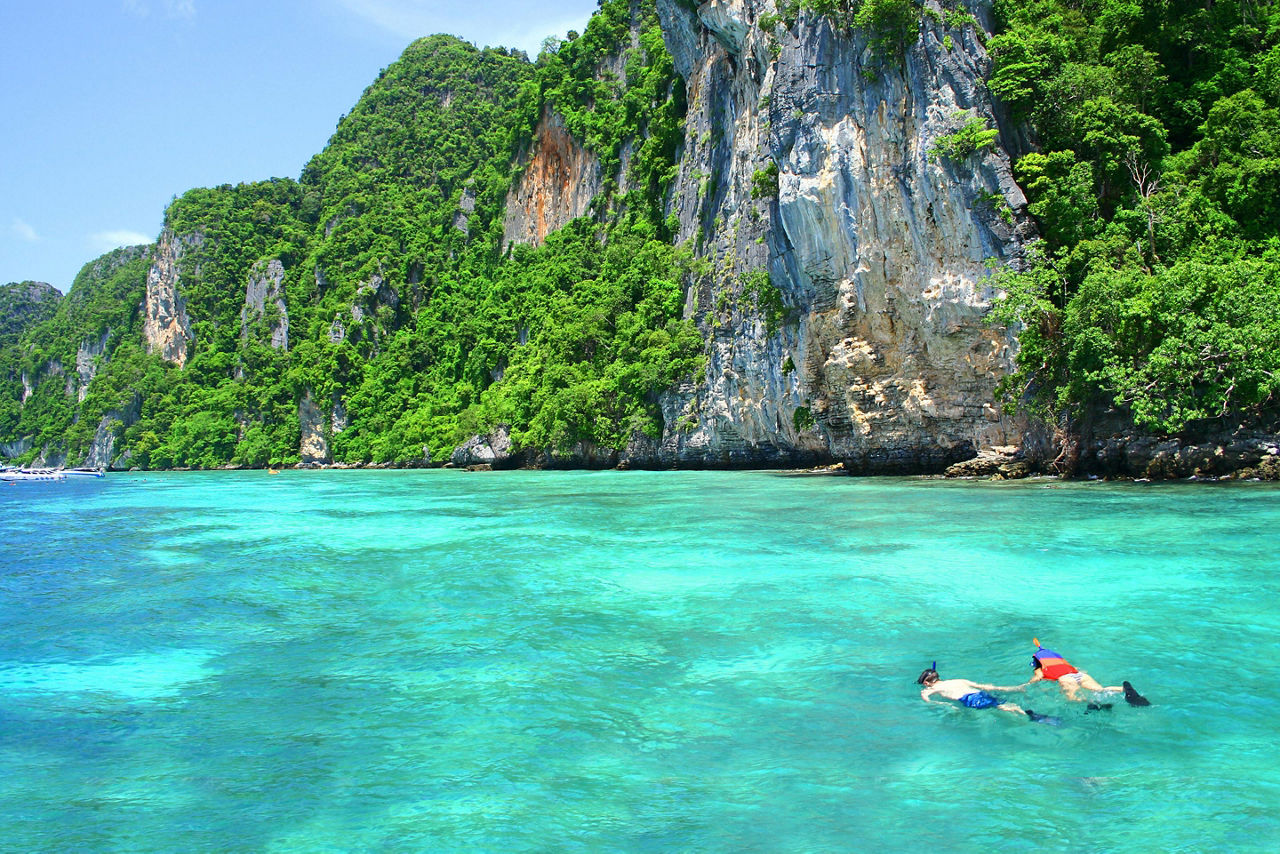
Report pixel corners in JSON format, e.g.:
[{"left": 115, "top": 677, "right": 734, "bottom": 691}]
[
  {"left": 1025, "top": 709, "right": 1062, "bottom": 726},
  {"left": 1085, "top": 702, "right": 1114, "bottom": 713},
  {"left": 1122, "top": 681, "right": 1151, "bottom": 707}
]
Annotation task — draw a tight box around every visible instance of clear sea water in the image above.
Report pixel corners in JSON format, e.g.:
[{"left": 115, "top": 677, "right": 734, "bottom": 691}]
[{"left": 2, "top": 470, "right": 1278, "bottom": 852}]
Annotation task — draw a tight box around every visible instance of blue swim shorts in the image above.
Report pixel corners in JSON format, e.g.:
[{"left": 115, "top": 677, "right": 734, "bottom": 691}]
[{"left": 959, "top": 691, "right": 1002, "bottom": 709}]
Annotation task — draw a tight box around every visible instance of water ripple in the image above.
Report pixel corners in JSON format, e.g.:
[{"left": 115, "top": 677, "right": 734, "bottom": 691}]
[{"left": 1, "top": 471, "right": 1277, "bottom": 849}]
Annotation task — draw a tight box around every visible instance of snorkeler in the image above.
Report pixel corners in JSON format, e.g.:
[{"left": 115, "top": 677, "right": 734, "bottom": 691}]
[
  {"left": 1029, "top": 639, "right": 1150, "bottom": 706},
  {"left": 917, "top": 663, "right": 1058, "bottom": 724}
]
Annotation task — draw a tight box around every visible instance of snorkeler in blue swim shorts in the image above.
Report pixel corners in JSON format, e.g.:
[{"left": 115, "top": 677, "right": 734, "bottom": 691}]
[
  {"left": 958, "top": 690, "right": 1004, "bottom": 709},
  {"left": 918, "top": 664, "right": 1058, "bottom": 724}
]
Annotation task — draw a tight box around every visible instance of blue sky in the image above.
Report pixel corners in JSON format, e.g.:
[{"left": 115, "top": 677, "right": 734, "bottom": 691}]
[{"left": 1, "top": 0, "right": 598, "bottom": 291}]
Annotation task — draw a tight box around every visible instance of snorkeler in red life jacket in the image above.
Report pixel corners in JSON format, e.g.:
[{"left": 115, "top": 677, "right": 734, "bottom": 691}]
[{"left": 1029, "top": 639, "right": 1150, "bottom": 706}]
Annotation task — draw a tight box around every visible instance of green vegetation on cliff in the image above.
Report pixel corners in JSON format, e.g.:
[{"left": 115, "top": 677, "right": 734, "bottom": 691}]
[
  {"left": 1, "top": 249, "right": 157, "bottom": 460},
  {"left": 0, "top": 281, "right": 60, "bottom": 347},
  {"left": 0, "top": 280, "right": 62, "bottom": 441},
  {"left": 988, "top": 0, "right": 1280, "bottom": 432},
  {"left": 0, "top": 0, "right": 697, "bottom": 469}
]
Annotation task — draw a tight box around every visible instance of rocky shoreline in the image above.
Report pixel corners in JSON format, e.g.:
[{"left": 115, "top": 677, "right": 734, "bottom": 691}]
[
  {"left": 15, "top": 411, "right": 1278, "bottom": 482},
  {"left": 131, "top": 423, "right": 1279, "bottom": 482},
  {"left": 942, "top": 418, "right": 1280, "bottom": 482}
]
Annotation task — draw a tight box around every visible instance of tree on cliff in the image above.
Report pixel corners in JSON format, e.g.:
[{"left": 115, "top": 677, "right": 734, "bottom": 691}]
[{"left": 989, "top": 0, "right": 1280, "bottom": 433}]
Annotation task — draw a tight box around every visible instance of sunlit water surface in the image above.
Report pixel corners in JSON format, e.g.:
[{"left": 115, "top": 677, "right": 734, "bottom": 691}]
[{"left": 2, "top": 470, "right": 1277, "bottom": 851}]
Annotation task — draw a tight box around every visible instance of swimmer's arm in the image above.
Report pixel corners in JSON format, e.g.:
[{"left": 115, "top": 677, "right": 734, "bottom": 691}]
[
  {"left": 920, "top": 686, "right": 939, "bottom": 703},
  {"left": 971, "top": 682, "right": 1028, "bottom": 692}
]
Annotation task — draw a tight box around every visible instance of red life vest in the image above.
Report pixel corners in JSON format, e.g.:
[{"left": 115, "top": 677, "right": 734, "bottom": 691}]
[{"left": 1032, "top": 646, "right": 1079, "bottom": 681}]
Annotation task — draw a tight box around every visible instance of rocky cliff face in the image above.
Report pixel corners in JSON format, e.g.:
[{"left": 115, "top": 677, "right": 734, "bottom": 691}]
[
  {"left": 83, "top": 394, "right": 142, "bottom": 470},
  {"left": 503, "top": 106, "right": 604, "bottom": 248},
  {"left": 299, "top": 389, "right": 330, "bottom": 465},
  {"left": 637, "top": 0, "right": 1035, "bottom": 471},
  {"left": 242, "top": 258, "right": 289, "bottom": 350},
  {"left": 74, "top": 331, "right": 111, "bottom": 403},
  {"left": 143, "top": 230, "right": 197, "bottom": 368}
]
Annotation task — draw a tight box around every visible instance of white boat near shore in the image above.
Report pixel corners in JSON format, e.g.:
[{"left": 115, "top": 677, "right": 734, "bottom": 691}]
[{"left": 0, "top": 467, "right": 105, "bottom": 482}]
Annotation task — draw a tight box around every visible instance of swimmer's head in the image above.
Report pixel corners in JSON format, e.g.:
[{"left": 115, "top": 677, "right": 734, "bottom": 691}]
[{"left": 917, "top": 664, "right": 939, "bottom": 686}]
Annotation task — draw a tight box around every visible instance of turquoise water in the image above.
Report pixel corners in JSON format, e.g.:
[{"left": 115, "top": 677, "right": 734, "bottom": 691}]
[{"left": 2, "top": 470, "right": 1278, "bottom": 851}]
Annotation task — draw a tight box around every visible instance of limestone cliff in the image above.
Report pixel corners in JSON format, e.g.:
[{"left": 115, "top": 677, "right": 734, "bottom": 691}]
[
  {"left": 74, "top": 331, "right": 111, "bottom": 403},
  {"left": 143, "top": 230, "right": 197, "bottom": 368},
  {"left": 503, "top": 106, "right": 604, "bottom": 248},
  {"left": 83, "top": 394, "right": 143, "bottom": 470},
  {"left": 639, "top": 0, "right": 1036, "bottom": 471},
  {"left": 299, "top": 389, "right": 330, "bottom": 466},
  {"left": 447, "top": 0, "right": 1040, "bottom": 471},
  {"left": 241, "top": 258, "right": 290, "bottom": 351}
]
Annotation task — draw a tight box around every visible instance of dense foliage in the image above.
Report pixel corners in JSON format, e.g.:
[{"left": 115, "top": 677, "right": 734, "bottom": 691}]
[
  {"left": 0, "top": 0, "right": 699, "bottom": 469},
  {"left": 0, "top": 281, "right": 60, "bottom": 347},
  {"left": 0, "top": 249, "right": 158, "bottom": 457},
  {"left": 0, "top": 280, "right": 63, "bottom": 440},
  {"left": 987, "top": 0, "right": 1280, "bottom": 432}
]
